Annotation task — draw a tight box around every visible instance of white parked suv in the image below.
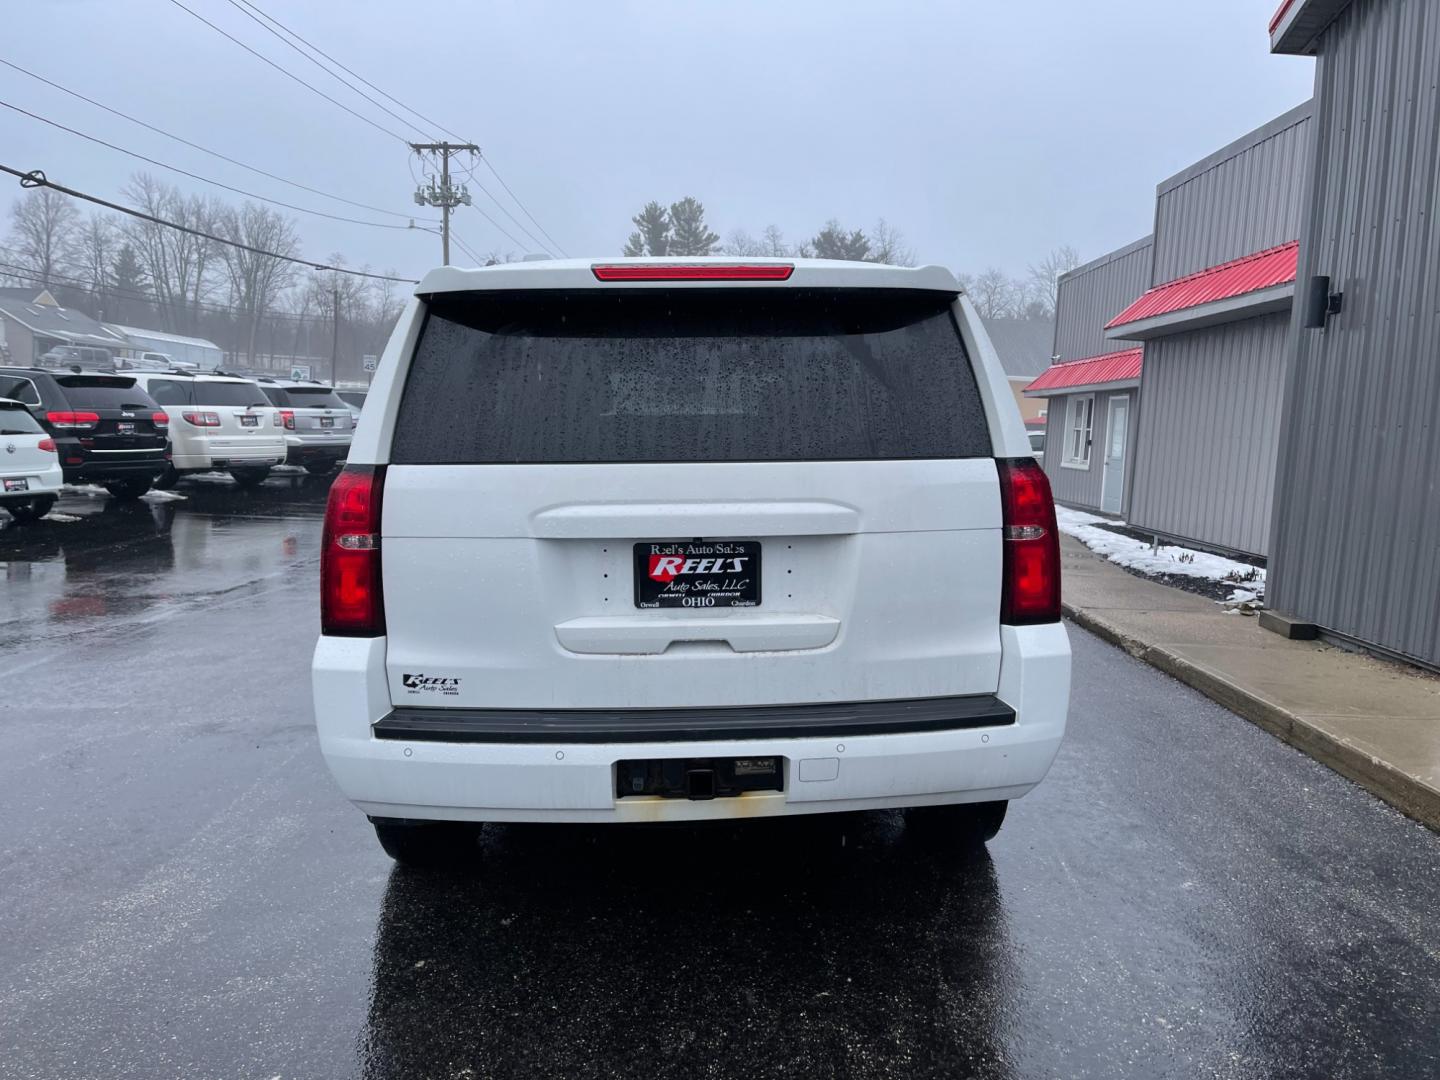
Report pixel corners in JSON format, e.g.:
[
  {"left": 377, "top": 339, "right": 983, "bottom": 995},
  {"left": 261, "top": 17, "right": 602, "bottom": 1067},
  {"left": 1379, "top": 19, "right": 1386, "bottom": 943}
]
[
  {"left": 312, "top": 258, "right": 1071, "bottom": 866},
  {"left": 0, "top": 397, "right": 63, "bottom": 521},
  {"left": 130, "top": 372, "right": 286, "bottom": 487}
]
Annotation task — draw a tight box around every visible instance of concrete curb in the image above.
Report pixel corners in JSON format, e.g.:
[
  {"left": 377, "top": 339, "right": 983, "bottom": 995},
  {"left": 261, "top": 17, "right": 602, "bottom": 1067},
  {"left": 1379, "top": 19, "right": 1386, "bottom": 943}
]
[{"left": 1063, "top": 601, "right": 1440, "bottom": 832}]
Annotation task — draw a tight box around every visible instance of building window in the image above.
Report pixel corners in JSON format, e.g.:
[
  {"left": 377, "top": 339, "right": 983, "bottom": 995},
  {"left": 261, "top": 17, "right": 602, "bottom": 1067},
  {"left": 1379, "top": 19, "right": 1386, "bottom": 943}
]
[{"left": 1062, "top": 394, "right": 1094, "bottom": 468}]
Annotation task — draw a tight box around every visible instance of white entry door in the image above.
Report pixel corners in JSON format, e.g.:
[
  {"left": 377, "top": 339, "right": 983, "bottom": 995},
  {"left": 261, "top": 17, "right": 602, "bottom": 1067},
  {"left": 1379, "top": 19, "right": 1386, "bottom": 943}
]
[{"left": 1101, "top": 395, "right": 1130, "bottom": 515}]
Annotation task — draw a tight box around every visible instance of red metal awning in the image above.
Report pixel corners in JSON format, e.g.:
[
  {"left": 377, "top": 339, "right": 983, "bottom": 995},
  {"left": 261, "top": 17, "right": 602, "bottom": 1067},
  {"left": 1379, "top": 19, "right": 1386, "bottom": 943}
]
[
  {"left": 1106, "top": 241, "right": 1299, "bottom": 330},
  {"left": 1023, "top": 348, "right": 1143, "bottom": 396}
]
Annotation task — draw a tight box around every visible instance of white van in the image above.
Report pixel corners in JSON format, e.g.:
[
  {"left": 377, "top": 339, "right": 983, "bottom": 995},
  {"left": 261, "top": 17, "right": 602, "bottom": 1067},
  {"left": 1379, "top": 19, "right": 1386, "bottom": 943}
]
[
  {"left": 312, "top": 259, "right": 1070, "bottom": 865},
  {"left": 130, "top": 372, "right": 285, "bottom": 487}
]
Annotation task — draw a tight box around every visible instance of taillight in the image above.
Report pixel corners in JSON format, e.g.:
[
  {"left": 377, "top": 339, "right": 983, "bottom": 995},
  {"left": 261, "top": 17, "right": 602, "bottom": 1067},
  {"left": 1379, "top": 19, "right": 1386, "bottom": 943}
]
[
  {"left": 280, "top": 409, "right": 295, "bottom": 430},
  {"left": 998, "top": 457, "right": 1061, "bottom": 624},
  {"left": 152, "top": 411, "right": 170, "bottom": 428},
  {"left": 321, "top": 465, "right": 385, "bottom": 636},
  {"left": 591, "top": 263, "right": 794, "bottom": 282},
  {"left": 181, "top": 410, "right": 221, "bottom": 427},
  {"left": 46, "top": 410, "right": 100, "bottom": 430},
  {"left": 37, "top": 437, "right": 56, "bottom": 452}
]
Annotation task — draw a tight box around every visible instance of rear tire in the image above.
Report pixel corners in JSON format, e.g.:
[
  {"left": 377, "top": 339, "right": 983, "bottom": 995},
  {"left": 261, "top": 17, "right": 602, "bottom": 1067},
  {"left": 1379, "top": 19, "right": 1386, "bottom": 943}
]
[
  {"left": 103, "top": 478, "right": 152, "bottom": 500},
  {"left": 372, "top": 818, "right": 479, "bottom": 869},
  {"left": 5, "top": 495, "right": 56, "bottom": 522},
  {"left": 905, "top": 800, "right": 1008, "bottom": 847},
  {"left": 230, "top": 466, "right": 270, "bottom": 488},
  {"left": 153, "top": 466, "right": 180, "bottom": 490},
  {"left": 303, "top": 460, "right": 337, "bottom": 476}
]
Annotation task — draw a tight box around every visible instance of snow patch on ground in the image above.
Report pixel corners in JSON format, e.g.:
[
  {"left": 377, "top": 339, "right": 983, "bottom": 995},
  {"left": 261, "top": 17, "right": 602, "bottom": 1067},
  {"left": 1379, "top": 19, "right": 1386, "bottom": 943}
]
[
  {"left": 186, "top": 472, "right": 237, "bottom": 484},
  {"left": 141, "top": 489, "right": 187, "bottom": 502},
  {"left": 62, "top": 484, "right": 109, "bottom": 497},
  {"left": 45, "top": 512, "right": 82, "bottom": 523},
  {"left": 1056, "top": 507, "right": 1265, "bottom": 600}
]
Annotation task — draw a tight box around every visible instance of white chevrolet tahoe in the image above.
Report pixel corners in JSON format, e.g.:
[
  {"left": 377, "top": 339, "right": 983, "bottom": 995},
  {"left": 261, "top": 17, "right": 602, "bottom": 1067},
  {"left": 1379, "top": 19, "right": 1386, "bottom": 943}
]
[{"left": 312, "top": 258, "right": 1070, "bottom": 866}]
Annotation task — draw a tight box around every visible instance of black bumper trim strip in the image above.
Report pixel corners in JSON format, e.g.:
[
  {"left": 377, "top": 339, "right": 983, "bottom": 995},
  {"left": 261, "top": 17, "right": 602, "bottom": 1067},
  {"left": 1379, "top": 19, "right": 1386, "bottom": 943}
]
[{"left": 373, "top": 694, "right": 1015, "bottom": 744}]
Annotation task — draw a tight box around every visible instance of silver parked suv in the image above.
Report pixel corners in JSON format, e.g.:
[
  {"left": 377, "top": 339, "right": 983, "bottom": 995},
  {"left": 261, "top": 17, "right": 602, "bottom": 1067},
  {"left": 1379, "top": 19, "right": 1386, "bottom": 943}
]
[{"left": 254, "top": 379, "right": 354, "bottom": 474}]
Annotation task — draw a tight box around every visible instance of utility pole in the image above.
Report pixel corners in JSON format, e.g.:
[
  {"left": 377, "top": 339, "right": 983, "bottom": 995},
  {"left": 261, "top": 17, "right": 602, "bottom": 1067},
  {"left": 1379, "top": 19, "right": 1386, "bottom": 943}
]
[
  {"left": 331, "top": 283, "right": 340, "bottom": 384},
  {"left": 411, "top": 142, "right": 479, "bottom": 265}
]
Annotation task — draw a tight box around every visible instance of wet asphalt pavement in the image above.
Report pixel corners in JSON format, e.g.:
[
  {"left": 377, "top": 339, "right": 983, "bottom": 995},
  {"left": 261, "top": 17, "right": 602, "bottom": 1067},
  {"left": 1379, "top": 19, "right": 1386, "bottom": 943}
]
[{"left": 2, "top": 479, "right": 1438, "bottom": 1080}]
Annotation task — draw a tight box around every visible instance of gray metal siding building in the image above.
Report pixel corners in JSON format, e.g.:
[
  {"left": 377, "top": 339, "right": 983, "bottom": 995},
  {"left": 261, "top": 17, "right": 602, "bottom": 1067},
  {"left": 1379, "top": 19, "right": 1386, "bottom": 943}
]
[
  {"left": 1030, "top": 238, "right": 1152, "bottom": 515},
  {"left": 1269, "top": 0, "right": 1440, "bottom": 667},
  {"left": 1110, "top": 105, "right": 1312, "bottom": 558},
  {"left": 1052, "top": 238, "right": 1153, "bottom": 362}
]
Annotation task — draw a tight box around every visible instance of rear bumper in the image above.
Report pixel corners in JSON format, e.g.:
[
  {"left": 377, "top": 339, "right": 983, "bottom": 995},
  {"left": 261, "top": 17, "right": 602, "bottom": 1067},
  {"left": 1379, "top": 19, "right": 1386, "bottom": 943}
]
[
  {"left": 285, "top": 437, "right": 350, "bottom": 465},
  {"left": 0, "top": 464, "right": 63, "bottom": 499},
  {"left": 173, "top": 445, "right": 286, "bottom": 470},
  {"left": 312, "top": 623, "right": 1071, "bottom": 824},
  {"left": 62, "top": 453, "right": 167, "bottom": 482}
]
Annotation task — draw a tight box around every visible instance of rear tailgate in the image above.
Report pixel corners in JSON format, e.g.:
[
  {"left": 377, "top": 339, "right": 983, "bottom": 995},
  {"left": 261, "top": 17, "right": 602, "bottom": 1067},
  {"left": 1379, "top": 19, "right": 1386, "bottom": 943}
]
[
  {"left": 283, "top": 388, "right": 353, "bottom": 439},
  {"left": 53, "top": 376, "right": 167, "bottom": 454},
  {"left": 380, "top": 286, "right": 1002, "bottom": 712}
]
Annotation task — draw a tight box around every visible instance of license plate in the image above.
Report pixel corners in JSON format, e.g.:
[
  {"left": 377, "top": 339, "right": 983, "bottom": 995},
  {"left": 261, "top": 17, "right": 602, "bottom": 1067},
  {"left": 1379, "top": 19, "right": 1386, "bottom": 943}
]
[
  {"left": 240, "top": 415, "right": 259, "bottom": 427},
  {"left": 634, "top": 540, "right": 761, "bottom": 609},
  {"left": 3, "top": 478, "right": 28, "bottom": 492},
  {"left": 117, "top": 422, "right": 135, "bottom": 434},
  {"left": 319, "top": 416, "right": 334, "bottom": 428}
]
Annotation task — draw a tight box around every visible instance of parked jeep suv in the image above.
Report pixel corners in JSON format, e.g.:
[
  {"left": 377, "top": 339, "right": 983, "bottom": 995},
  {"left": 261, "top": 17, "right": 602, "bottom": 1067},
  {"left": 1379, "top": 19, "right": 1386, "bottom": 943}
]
[
  {"left": 312, "top": 259, "right": 1070, "bottom": 866},
  {"left": 0, "top": 367, "right": 169, "bottom": 498},
  {"left": 255, "top": 379, "right": 353, "bottom": 474}
]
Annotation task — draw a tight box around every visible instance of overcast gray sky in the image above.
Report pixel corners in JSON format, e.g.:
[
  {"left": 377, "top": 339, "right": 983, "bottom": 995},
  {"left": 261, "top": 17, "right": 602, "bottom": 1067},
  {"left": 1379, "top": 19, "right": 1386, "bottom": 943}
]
[{"left": 3, "top": 1, "right": 1315, "bottom": 280}]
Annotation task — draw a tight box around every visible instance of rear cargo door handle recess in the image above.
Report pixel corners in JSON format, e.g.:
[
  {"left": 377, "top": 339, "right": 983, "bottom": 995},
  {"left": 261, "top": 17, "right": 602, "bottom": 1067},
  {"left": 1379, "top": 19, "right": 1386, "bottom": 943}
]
[
  {"left": 530, "top": 501, "right": 860, "bottom": 539},
  {"left": 554, "top": 614, "right": 841, "bottom": 655}
]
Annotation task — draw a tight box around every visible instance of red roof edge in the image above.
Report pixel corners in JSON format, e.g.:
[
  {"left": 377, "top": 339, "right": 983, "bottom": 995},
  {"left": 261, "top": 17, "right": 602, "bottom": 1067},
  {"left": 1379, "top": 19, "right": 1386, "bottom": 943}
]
[
  {"left": 1023, "top": 348, "right": 1143, "bottom": 395},
  {"left": 1105, "top": 241, "right": 1299, "bottom": 330},
  {"left": 1269, "top": 0, "right": 1297, "bottom": 34}
]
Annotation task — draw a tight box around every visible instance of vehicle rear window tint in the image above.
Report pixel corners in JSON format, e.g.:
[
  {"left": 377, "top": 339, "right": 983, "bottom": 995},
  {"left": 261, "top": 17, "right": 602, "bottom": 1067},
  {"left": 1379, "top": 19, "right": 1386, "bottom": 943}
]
[
  {"left": 148, "top": 379, "right": 193, "bottom": 406},
  {"left": 260, "top": 386, "right": 287, "bottom": 407},
  {"left": 54, "top": 376, "right": 157, "bottom": 410},
  {"left": 0, "top": 405, "right": 43, "bottom": 435},
  {"left": 0, "top": 376, "right": 41, "bottom": 405},
  {"left": 193, "top": 381, "right": 265, "bottom": 407},
  {"left": 284, "top": 387, "right": 347, "bottom": 409},
  {"left": 392, "top": 288, "right": 992, "bottom": 464}
]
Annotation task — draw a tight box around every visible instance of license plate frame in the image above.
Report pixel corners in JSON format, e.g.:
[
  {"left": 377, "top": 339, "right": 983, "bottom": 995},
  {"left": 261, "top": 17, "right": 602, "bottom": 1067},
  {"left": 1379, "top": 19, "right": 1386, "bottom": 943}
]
[
  {"left": 240, "top": 414, "right": 259, "bottom": 427},
  {"left": 117, "top": 421, "right": 135, "bottom": 435},
  {"left": 633, "top": 540, "right": 761, "bottom": 610},
  {"left": 3, "top": 478, "right": 28, "bottom": 492},
  {"left": 319, "top": 416, "right": 334, "bottom": 428}
]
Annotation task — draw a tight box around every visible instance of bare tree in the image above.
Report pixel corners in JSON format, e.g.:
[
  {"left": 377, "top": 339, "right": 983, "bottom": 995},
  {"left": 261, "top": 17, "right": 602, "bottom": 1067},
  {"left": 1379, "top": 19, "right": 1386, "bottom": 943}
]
[
  {"left": 8, "top": 188, "right": 80, "bottom": 288},
  {"left": 72, "top": 212, "right": 118, "bottom": 296},
  {"left": 1027, "top": 244, "right": 1081, "bottom": 316},
  {"left": 721, "top": 228, "right": 768, "bottom": 257},
  {"left": 762, "top": 224, "right": 788, "bottom": 257},
  {"left": 972, "top": 267, "right": 1017, "bottom": 318},
  {"left": 870, "top": 219, "right": 915, "bottom": 266},
  {"left": 119, "top": 173, "right": 220, "bottom": 333},
  {"left": 216, "top": 202, "right": 301, "bottom": 364}
]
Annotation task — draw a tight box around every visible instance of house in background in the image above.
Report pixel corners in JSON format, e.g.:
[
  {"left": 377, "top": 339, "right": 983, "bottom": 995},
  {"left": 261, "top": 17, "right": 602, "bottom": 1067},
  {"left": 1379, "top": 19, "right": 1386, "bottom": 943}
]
[
  {"left": 1109, "top": 103, "right": 1311, "bottom": 558},
  {"left": 0, "top": 287, "right": 128, "bottom": 365},
  {"left": 981, "top": 316, "right": 1054, "bottom": 424},
  {"left": 1264, "top": 0, "right": 1440, "bottom": 669},
  {"left": 1024, "top": 237, "right": 1152, "bottom": 516}
]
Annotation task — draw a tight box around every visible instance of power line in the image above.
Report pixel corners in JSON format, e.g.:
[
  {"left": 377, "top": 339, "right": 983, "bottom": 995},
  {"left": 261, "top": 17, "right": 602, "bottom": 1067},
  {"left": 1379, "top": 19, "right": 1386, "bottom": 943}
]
[
  {"left": 0, "top": 98, "right": 428, "bottom": 232},
  {"left": 454, "top": 156, "right": 555, "bottom": 255},
  {"left": 219, "top": 0, "right": 432, "bottom": 141},
  {"left": 221, "top": 0, "right": 570, "bottom": 255},
  {"left": 0, "top": 57, "right": 435, "bottom": 223},
  {"left": 161, "top": 0, "right": 410, "bottom": 145},
  {"left": 481, "top": 158, "right": 568, "bottom": 257},
  {"left": 236, "top": 0, "right": 459, "bottom": 140},
  {"left": 0, "top": 164, "right": 418, "bottom": 283}
]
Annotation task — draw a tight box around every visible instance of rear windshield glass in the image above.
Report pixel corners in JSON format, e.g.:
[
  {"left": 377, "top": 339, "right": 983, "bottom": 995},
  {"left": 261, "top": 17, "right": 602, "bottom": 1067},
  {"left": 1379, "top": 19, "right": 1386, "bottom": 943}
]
[
  {"left": 284, "top": 387, "right": 347, "bottom": 409},
  {"left": 0, "top": 405, "right": 43, "bottom": 435},
  {"left": 54, "top": 376, "right": 157, "bottom": 410},
  {"left": 194, "top": 381, "right": 266, "bottom": 407},
  {"left": 392, "top": 288, "right": 991, "bottom": 464}
]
